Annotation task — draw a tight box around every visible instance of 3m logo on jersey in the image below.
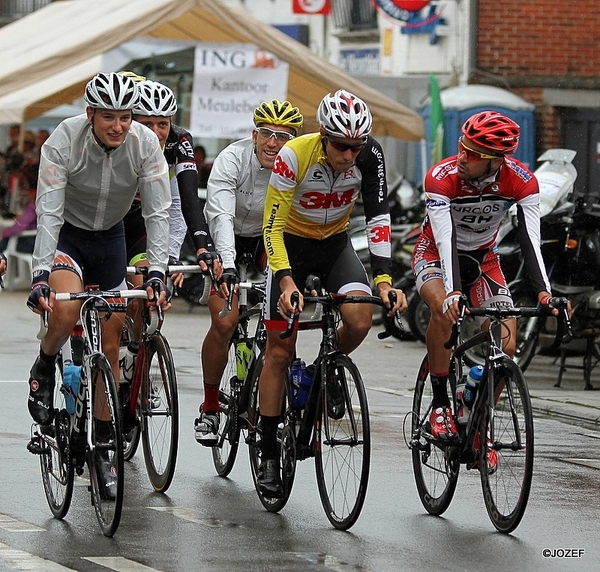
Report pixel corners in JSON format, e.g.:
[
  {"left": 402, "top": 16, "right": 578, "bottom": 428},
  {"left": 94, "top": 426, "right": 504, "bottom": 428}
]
[
  {"left": 272, "top": 156, "right": 296, "bottom": 181},
  {"left": 299, "top": 189, "right": 355, "bottom": 209}
]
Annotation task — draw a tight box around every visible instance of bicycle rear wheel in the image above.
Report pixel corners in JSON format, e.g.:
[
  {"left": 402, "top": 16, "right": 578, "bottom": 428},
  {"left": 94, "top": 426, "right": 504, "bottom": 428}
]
[
  {"left": 480, "top": 357, "right": 534, "bottom": 533},
  {"left": 39, "top": 360, "right": 74, "bottom": 519},
  {"left": 141, "top": 332, "right": 178, "bottom": 493},
  {"left": 211, "top": 334, "right": 241, "bottom": 477},
  {"left": 88, "top": 355, "right": 124, "bottom": 537},
  {"left": 247, "top": 352, "right": 294, "bottom": 513},
  {"left": 410, "top": 355, "right": 459, "bottom": 516},
  {"left": 315, "top": 354, "right": 370, "bottom": 530}
]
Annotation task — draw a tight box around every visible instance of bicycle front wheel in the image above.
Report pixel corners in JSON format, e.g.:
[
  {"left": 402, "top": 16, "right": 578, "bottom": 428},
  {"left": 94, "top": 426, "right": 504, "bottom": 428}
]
[
  {"left": 141, "top": 332, "right": 179, "bottom": 493},
  {"left": 120, "top": 316, "right": 141, "bottom": 461},
  {"left": 247, "top": 352, "right": 294, "bottom": 513},
  {"left": 211, "top": 334, "right": 241, "bottom": 477},
  {"left": 480, "top": 357, "right": 534, "bottom": 533},
  {"left": 40, "top": 360, "right": 74, "bottom": 519},
  {"left": 88, "top": 355, "right": 124, "bottom": 537},
  {"left": 315, "top": 354, "right": 370, "bottom": 530},
  {"left": 410, "top": 355, "right": 459, "bottom": 516}
]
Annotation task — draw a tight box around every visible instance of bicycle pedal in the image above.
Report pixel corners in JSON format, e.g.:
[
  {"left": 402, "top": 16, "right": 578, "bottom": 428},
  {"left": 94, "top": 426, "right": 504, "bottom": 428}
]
[{"left": 26, "top": 438, "right": 44, "bottom": 455}]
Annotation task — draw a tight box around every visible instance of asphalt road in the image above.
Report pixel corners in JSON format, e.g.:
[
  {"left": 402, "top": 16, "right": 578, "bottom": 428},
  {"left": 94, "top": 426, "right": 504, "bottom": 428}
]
[{"left": 0, "top": 290, "right": 599, "bottom": 572}]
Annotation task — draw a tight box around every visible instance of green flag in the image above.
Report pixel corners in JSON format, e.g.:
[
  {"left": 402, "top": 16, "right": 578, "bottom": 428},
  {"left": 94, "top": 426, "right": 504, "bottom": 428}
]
[{"left": 429, "top": 73, "right": 446, "bottom": 166}]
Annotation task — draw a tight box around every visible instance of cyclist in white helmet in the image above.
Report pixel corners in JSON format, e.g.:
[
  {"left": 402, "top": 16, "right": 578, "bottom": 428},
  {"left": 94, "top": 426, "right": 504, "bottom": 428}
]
[
  {"left": 123, "top": 77, "right": 220, "bottom": 342},
  {"left": 255, "top": 89, "right": 407, "bottom": 497},
  {"left": 26, "top": 73, "right": 171, "bottom": 494}
]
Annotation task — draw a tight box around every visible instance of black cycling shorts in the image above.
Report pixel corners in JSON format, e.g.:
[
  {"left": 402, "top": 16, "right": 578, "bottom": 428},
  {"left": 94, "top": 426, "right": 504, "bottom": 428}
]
[
  {"left": 264, "top": 231, "right": 370, "bottom": 328},
  {"left": 53, "top": 220, "right": 127, "bottom": 290}
]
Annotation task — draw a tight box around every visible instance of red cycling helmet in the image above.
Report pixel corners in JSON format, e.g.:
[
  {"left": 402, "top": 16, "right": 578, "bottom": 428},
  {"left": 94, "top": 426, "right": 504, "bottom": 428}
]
[{"left": 461, "top": 111, "right": 520, "bottom": 155}]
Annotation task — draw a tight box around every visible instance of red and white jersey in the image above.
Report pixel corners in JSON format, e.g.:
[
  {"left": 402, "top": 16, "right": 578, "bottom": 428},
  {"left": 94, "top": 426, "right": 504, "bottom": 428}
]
[{"left": 417, "top": 155, "right": 551, "bottom": 295}]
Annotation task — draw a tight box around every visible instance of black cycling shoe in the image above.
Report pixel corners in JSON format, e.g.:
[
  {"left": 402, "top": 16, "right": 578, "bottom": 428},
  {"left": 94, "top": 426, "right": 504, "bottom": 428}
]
[
  {"left": 326, "top": 373, "right": 346, "bottom": 420},
  {"left": 28, "top": 357, "right": 55, "bottom": 425},
  {"left": 257, "top": 459, "right": 283, "bottom": 498},
  {"left": 95, "top": 451, "right": 117, "bottom": 501}
]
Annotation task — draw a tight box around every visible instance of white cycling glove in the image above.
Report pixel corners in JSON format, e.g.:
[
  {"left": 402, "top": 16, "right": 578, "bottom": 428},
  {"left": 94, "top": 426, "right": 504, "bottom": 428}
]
[{"left": 442, "top": 293, "right": 461, "bottom": 315}]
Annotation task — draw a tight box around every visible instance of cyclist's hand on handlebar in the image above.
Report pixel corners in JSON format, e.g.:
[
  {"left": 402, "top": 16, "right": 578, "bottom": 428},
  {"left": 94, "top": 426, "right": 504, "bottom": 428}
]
[
  {"left": 539, "top": 293, "right": 570, "bottom": 316},
  {"left": 218, "top": 267, "right": 239, "bottom": 299},
  {"left": 442, "top": 291, "right": 463, "bottom": 324},
  {"left": 144, "top": 272, "right": 171, "bottom": 310},
  {"left": 378, "top": 285, "right": 408, "bottom": 315},
  {"left": 27, "top": 282, "right": 54, "bottom": 315},
  {"left": 196, "top": 250, "right": 223, "bottom": 280},
  {"left": 278, "top": 276, "right": 303, "bottom": 320},
  {"left": 168, "top": 256, "right": 185, "bottom": 288}
]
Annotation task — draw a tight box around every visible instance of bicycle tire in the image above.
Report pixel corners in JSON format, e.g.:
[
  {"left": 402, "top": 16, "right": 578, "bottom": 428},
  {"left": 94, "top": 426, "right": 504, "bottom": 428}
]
[
  {"left": 40, "top": 360, "right": 74, "bottom": 519},
  {"left": 211, "top": 333, "right": 241, "bottom": 477},
  {"left": 480, "top": 357, "right": 534, "bottom": 533},
  {"left": 87, "top": 354, "right": 124, "bottom": 537},
  {"left": 315, "top": 353, "right": 371, "bottom": 530},
  {"left": 511, "top": 285, "right": 539, "bottom": 372},
  {"left": 247, "top": 352, "right": 294, "bottom": 513},
  {"left": 410, "top": 355, "right": 459, "bottom": 516},
  {"left": 141, "top": 332, "right": 179, "bottom": 493},
  {"left": 120, "top": 317, "right": 141, "bottom": 461},
  {"left": 405, "top": 290, "right": 429, "bottom": 344}
]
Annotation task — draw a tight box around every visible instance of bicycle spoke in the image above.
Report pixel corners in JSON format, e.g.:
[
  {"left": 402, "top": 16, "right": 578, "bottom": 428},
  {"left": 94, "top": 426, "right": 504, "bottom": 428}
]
[
  {"left": 480, "top": 359, "right": 533, "bottom": 533},
  {"left": 315, "top": 354, "right": 370, "bottom": 530}
]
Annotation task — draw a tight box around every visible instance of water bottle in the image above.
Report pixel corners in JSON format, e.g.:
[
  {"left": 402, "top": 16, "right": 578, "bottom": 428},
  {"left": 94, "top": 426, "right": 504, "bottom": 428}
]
[
  {"left": 463, "top": 365, "right": 485, "bottom": 409},
  {"left": 62, "top": 360, "right": 81, "bottom": 415},
  {"left": 455, "top": 376, "right": 469, "bottom": 425},
  {"left": 235, "top": 339, "right": 252, "bottom": 381},
  {"left": 290, "top": 358, "right": 313, "bottom": 409},
  {"left": 122, "top": 340, "right": 139, "bottom": 384}
]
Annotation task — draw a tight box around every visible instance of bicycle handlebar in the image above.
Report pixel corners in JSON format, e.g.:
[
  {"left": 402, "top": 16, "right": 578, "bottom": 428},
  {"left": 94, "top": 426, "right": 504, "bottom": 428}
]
[
  {"left": 279, "top": 274, "right": 403, "bottom": 340},
  {"left": 444, "top": 295, "right": 572, "bottom": 350}
]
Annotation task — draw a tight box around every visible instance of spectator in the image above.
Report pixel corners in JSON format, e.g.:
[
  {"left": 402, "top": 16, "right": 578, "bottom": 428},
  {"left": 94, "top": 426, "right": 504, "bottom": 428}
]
[
  {"left": 0, "top": 191, "right": 36, "bottom": 253},
  {"left": 194, "top": 145, "right": 212, "bottom": 189}
]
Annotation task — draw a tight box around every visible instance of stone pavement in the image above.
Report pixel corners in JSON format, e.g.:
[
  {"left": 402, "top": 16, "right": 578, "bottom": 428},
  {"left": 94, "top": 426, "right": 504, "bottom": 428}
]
[{"left": 525, "top": 353, "right": 600, "bottom": 429}]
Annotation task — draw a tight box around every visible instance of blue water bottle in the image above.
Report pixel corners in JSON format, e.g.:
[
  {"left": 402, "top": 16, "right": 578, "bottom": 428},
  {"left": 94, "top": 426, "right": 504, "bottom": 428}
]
[
  {"left": 63, "top": 361, "right": 82, "bottom": 415},
  {"left": 290, "top": 358, "right": 313, "bottom": 409},
  {"left": 463, "top": 365, "right": 484, "bottom": 409}
]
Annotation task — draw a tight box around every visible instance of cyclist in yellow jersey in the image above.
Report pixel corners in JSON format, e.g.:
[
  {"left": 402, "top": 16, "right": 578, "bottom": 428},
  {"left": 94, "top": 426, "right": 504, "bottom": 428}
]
[{"left": 257, "top": 90, "right": 407, "bottom": 497}]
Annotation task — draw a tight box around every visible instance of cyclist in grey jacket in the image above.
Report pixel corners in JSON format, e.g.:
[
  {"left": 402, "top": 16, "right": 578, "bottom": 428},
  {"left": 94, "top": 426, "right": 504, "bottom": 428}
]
[
  {"left": 194, "top": 99, "right": 304, "bottom": 445},
  {"left": 26, "top": 72, "right": 171, "bottom": 430}
]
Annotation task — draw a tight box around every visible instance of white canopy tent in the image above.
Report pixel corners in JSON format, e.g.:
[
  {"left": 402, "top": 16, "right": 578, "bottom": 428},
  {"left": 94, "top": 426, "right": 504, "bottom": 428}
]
[{"left": 0, "top": 0, "right": 424, "bottom": 140}]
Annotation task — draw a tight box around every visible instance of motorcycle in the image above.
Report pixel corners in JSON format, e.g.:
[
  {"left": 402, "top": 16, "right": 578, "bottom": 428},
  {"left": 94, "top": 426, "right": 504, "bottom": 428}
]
[{"left": 506, "top": 149, "right": 578, "bottom": 370}]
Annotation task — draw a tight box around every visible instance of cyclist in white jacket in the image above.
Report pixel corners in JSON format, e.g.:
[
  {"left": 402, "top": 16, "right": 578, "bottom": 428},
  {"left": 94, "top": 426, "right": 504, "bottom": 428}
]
[
  {"left": 194, "top": 99, "right": 304, "bottom": 445},
  {"left": 27, "top": 73, "right": 171, "bottom": 431}
]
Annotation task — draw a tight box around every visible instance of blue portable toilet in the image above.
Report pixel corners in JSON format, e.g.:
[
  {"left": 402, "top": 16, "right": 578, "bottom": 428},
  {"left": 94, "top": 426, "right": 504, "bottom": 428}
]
[{"left": 418, "top": 84, "right": 536, "bottom": 184}]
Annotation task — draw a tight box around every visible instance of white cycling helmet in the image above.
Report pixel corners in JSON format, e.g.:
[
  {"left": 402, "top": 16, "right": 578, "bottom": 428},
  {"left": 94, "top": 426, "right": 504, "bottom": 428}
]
[
  {"left": 134, "top": 80, "right": 178, "bottom": 117},
  {"left": 84, "top": 72, "right": 140, "bottom": 110},
  {"left": 317, "top": 89, "right": 372, "bottom": 139}
]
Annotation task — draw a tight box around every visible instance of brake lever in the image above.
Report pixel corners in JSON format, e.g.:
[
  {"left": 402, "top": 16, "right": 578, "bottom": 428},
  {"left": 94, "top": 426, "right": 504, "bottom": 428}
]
[{"left": 280, "top": 291, "right": 300, "bottom": 340}]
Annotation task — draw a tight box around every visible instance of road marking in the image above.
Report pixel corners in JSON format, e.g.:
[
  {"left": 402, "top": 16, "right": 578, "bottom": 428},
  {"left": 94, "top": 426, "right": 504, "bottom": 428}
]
[
  {"left": 292, "top": 552, "right": 370, "bottom": 571},
  {"left": 148, "top": 507, "right": 242, "bottom": 528},
  {"left": 561, "top": 458, "right": 600, "bottom": 470},
  {"left": 84, "top": 557, "right": 162, "bottom": 571},
  {"left": 0, "top": 541, "right": 75, "bottom": 571},
  {"left": 0, "top": 513, "right": 45, "bottom": 532}
]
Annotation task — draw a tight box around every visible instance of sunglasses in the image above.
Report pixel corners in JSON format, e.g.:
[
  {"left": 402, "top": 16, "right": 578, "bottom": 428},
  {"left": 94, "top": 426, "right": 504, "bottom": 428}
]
[
  {"left": 256, "top": 127, "right": 295, "bottom": 142},
  {"left": 326, "top": 136, "right": 367, "bottom": 153},
  {"left": 458, "top": 136, "right": 501, "bottom": 160}
]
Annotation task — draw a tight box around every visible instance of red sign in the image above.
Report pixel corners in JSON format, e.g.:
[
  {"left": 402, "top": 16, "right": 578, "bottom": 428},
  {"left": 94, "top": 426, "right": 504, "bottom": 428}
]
[
  {"left": 390, "top": 1, "right": 430, "bottom": 10},
  {"left": 292, "top": 0, "right": 331, "bottom": 15}
]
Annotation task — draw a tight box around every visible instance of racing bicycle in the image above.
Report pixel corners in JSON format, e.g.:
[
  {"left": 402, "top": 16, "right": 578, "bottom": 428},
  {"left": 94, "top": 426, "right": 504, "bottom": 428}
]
[{"left": 406, "top": 295, "right": 571, "bottom": 533}]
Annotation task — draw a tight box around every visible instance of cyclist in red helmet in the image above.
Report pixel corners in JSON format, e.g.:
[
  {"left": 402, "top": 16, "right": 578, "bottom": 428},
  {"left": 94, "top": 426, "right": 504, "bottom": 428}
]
[{"left": 412, "top": 110, "right": 555, "bottom": 448}]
